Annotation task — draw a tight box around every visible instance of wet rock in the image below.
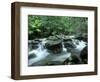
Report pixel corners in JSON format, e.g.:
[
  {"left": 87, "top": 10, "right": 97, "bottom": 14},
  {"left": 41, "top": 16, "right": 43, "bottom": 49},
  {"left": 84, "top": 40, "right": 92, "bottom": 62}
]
[
  {"left": 63, "top": 55, "right": 81, "bottom": 65},
  {"left": 75, "top": 37, "right": 87, "bottom": 42},
  {"left": 80, "top": 46, "right": 88, "bottom": 64},
  {"left": 64, "top": 41, "right": 76, "bottom": 49},
  {"left": 28, "top": 40, "right": 40, "bottom": 50},
  {"left": 28, "top": 53, "right": 36, "bottom": 60},
  {"left": 63, "top": 39, "right": 72, "bottom": 42},
  {"left": 47, "top": 36, "right": 60, "bottom": 41},
  {"left": 46, "top": 61, "right": 62, "bottom": 65},
  {"left": 63, "top": 35, "right": 75, "bottom": 40},
  {"left": 34, "top": 39, "right": 42, "bottom": 42},
  {"left": 45, "top": 40, "right": 63, "bottom": 54}
]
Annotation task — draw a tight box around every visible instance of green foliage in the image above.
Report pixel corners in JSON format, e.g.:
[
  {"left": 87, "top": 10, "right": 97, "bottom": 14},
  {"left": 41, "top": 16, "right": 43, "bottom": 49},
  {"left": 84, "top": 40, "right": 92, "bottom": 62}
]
[{"left": 28, "top": 15, "right": 88, "bottom": 40}]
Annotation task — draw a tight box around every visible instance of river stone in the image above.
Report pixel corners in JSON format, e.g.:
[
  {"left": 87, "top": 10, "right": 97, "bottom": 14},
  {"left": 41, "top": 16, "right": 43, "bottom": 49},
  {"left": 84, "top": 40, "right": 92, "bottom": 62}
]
[
  {"left": 80, "top": 46, "right": 88, "bottom": 64},
  {"left": 63, "top": 39, "right": 72, "bottom": 42},
  {"left": 63, "top": 55, "right": 81, "bottom": 65},
  {"left": 47, "top": 36, "right": 60, "bottom": 41},
  {"left": 75, "top": 36, "right": 87, "bottom": 42},
  {"left": 46, "top": 61, "right": 62, "bottom": 65},
  {"left": 28, "top": 40, "right": 41, "bottom": 49},
  {"left": 34, "top": 39, "right": 42, "bottom": 42},
  {"left": 45, "top": 40, "right": 63, "bottom": 54},
  {"left": 63, "top": 35, "right": 75, "bottom": 40},
  {"left": 28, "top": 53, "right": 36, "bottom": 60},
  {"left": 64, "top": 41, "right": 76, "bottom": 49}
]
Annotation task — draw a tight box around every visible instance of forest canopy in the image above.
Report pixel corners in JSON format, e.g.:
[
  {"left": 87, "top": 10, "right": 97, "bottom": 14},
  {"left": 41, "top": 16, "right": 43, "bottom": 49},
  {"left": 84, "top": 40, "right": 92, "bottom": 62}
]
[{"left": 28, "top": 15, "right": 88, "bottom": 40}]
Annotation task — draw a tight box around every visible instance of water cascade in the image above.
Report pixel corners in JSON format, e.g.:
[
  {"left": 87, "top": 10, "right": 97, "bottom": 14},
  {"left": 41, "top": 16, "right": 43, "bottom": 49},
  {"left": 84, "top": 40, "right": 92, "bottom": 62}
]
[{"left": 28, "top": 38, "right": 87, "bottom": 66}]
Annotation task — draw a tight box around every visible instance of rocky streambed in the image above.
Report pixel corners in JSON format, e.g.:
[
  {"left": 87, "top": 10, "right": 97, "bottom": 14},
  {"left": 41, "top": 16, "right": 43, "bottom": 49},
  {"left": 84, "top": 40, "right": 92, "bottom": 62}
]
[{"left": 28, "top": 35, "right": 87, "bottom": 66}]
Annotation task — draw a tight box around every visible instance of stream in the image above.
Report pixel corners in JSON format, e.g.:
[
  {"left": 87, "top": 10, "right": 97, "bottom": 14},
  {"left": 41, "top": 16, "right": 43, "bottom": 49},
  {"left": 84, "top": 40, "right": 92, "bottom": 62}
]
[{"left": 28, "top": 38, "right": 87, "bottom": 66}]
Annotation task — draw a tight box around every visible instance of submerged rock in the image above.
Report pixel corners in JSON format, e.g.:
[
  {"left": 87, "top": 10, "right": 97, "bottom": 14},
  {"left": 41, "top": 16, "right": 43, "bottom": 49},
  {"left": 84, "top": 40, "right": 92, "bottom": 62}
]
[{"left": 45, "top": 40, "right": 63, "bottom": 54}]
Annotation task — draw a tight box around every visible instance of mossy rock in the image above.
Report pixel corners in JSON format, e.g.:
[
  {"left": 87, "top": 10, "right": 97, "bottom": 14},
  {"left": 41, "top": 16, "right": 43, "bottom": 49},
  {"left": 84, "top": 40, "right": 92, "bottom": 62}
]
[{"left": 45, "top": 40, "right": 63, "bottom": 54}]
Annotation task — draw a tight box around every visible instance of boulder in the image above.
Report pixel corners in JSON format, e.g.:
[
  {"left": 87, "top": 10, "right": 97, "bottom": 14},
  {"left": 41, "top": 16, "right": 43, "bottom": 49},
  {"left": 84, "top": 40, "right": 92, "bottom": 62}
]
[
  {"left": 28, "top": 53, "right": 36, "bottom": 60},
  {"left": 80, "top": 46, "right": 88, "bottom": 64},
  {"left": 45, "top": 40, "right": 63, "bottom": 54},
  {"left": 64, "top": 41, "right": 76, "bottom": 49},
  {"left": 75, "top": 36, "right": 87, "bottom": 42},
  {"left": 47, "top": 36, "right": 60, "bottom": 41},
  {"left": 63, "top": 39, "right": 72, "bottom": 42},
  {"left": 63, "top": 35, "right": 75, "bottom": 40},
  {"left": 28, "top": 40, "right": 40, "bottom": 50},
  {"left": 63, "top": 55, "right": 81, "bottom": 65},
  {"left": 34, "top": 39, "right": 42, "bottom": 42},
  {"left": 46, "top": 61, "right": 62, "bottom": 65}
]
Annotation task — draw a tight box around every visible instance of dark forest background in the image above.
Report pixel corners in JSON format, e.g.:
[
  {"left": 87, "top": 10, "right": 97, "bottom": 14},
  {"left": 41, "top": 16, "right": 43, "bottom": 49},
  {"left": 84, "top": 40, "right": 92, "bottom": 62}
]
[{"left": 28, "top": 15, "right": 88, "bottom": 40}]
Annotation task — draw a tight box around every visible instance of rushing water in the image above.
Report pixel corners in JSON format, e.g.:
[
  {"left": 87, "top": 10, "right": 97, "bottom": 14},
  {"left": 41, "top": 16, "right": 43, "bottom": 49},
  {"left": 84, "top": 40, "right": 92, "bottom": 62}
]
[
  {"left": 28, "top": 38, "right": 87, "bottom": 66},
  {"left": 28, "top": 39, "right": 49, "bottom": 66},
  {"left": 72, "top": 39, "right": 86, "bottom": 51}
]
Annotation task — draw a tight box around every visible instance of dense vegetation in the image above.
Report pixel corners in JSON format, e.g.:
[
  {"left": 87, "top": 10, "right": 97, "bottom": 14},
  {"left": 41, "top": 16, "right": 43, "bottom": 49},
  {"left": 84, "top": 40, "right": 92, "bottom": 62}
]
[{"left": 28, "top": 15, "right": 88, "bottom": 40}]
